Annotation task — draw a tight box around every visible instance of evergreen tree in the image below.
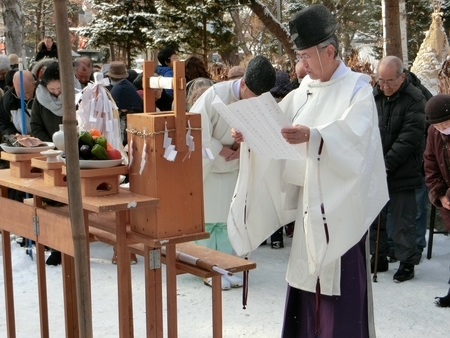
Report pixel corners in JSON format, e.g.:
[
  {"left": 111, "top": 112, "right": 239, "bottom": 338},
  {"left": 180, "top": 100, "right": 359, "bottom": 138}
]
[
  {"left": 154, "top": 0, "right": 237, "bottom": 66},
  {"left": 78, "top": 0, "right": 157, "bottom": 67}
]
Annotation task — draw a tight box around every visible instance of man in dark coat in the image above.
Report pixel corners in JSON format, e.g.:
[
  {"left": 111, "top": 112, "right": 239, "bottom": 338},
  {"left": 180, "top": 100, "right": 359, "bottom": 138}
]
[
  {"left": 370, "top": 55, "right": 426, "bottom": 282},
  {"left": 35, "top": 36, "right": 58, "bottom": 61}
]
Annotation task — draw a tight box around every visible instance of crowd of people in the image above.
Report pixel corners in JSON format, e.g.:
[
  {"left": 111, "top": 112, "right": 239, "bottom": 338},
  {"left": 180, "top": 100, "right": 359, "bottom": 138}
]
[{"left": 1, "top": 3, "right": 450, "bottom": 336}]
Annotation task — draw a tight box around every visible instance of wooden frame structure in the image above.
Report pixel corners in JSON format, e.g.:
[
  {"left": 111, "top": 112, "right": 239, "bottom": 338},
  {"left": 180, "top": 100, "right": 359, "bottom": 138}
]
[{"left": 0, "top": 60, "right": 256, "bottom": 337}]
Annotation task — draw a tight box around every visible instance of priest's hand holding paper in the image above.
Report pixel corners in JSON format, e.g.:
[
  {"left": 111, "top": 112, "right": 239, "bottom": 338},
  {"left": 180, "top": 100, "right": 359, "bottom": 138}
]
[
  {"left": 231, "top": 128, "right": 244, "bottom": 143},
  {"left": 281, "top": 125, "right": 310, "bottom": 144}
]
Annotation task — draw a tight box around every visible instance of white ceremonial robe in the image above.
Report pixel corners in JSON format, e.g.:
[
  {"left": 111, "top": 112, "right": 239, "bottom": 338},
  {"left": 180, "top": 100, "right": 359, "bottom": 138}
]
[
  {"left": 229, "top": 63, "right": 389, "bottom": 295},
  {"left": 190, "top": 80, "right": 240, "bottom": 223}
]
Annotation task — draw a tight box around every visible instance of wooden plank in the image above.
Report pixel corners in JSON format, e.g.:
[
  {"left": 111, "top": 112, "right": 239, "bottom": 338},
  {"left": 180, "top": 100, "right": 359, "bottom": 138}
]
[
  {"left": 31, "top": 157, "right": 64, "bottom": 170},
  {"left": 166, "top": 244, "right": 178, "bottom": 338},
  {"left": 62, "top": 165, "right": 128, "bottom": 178},
  {"left": 36, "top": 242, "right": 49, "bottom": 338},
  {"left": 1, "top": 152, "right": 42, "bottom": 161},
  {"left": 36, "top": 208, "right": 74, "bottom": 256},
  {"left": 1, "top": 231, "right": 16, "bottom": 338},
  {"left": 116, "top": 210, "right": 134, "bottom": 338},
  {"left": 0, "top": 196, "right": 37, "bottom": 239},
  {"left": 175, "top": 243, "right": 257, "bottom": 273},
  {"left": 62, "top": 254, "right": 79, "bottom": 338},
  {"left": 144, "top": 245, "right": 163, "bottom": 338},
  {"left": 0, "top": 170, "right": 158, "bottom": 213},
  {"left": 212, "top": 275, "right": 223, "bottom": 338}
]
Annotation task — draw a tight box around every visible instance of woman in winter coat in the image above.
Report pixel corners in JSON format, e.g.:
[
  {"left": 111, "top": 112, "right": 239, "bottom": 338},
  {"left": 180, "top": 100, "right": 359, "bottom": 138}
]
[
  {"left": 30, "top": 61, "right": 63, "bottom": 142},
  {"left": 423, "top": 94, "right": 450, "bottom": 308}
]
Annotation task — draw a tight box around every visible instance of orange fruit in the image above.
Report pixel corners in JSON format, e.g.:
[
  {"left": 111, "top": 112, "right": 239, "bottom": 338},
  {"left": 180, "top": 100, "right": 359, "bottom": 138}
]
[{"left": 89, "top": 128, "right": 102, "bottom": 137}]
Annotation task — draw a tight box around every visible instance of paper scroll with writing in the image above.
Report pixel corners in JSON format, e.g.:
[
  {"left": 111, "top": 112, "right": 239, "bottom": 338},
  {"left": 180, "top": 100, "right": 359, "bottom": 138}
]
[{"left": 212, "top": 92, "right": 303, "bottom": 160}]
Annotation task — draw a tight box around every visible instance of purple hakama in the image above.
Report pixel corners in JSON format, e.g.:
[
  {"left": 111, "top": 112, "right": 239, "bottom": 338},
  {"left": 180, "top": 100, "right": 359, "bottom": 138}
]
[{"left": 281, "top": 235, "right": 369, "bottom": 338}]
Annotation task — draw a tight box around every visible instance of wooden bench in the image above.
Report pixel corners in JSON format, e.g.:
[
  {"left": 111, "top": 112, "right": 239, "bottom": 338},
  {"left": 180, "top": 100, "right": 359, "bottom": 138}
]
[{"left": 42, "top": 205, "right": 256, "bottom": 338}]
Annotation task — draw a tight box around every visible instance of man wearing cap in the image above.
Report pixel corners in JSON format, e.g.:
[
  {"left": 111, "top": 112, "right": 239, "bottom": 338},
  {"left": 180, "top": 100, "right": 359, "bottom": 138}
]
[
  {"left": 369, "top": 55, "right": 425, "bottom": 283},
  {"left": 231, "top": 4, "right": 387, "bottom": 337},
  {"left": 105, "top": 61, "right": 129, "bottom": 89},
  {"left": 423, "top": 94, "right": 450, "bottom": 307},
  {"left": 189, "top": 55, "right": 276, "bottom": 290}
]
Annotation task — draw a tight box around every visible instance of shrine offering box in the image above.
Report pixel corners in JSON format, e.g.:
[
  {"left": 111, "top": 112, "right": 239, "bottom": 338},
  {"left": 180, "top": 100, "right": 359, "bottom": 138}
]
[
  {"left": 31, "top": 157, "right": 66, "bottom": 186},
  {"left": 127, "top": 113, "right": 204, "bottom": 239},
  {"left": 1, "top": 152, "right": 42, "bottom": 178},
  {"left": 62, "top": 164, "right": 128, "bottom": 197}
]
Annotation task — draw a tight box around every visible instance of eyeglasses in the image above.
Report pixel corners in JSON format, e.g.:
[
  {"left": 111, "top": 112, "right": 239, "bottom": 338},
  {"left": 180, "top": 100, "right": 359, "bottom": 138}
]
[
  {"left": 377, "top": 75, "right": 402, "bottom": 87},
  {"left": 296, "top": 46, "right": 328, "bottom": 62}
]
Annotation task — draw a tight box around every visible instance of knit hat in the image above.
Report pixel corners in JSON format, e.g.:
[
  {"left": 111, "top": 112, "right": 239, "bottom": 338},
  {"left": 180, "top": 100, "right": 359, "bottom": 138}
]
[
  {"left": 270, "top": 71, "right": 293, "bottom": 98},
  {"left": 8, "top": 54, "right": 19, "bottom": 67},
  {"left": 0, "top": 55, "right": 10, "bottom": 70},
  {"left": 425, "top": 94, "right": 450, "bottom": 124},
  {"left": 111, "top": 79, "right": 143, "bottom": 112},
  {"left": 106, "top": 61, "right": 129, "bottom": 79},
  {"left": 227, "top": 66, "right": 245, "bottom": 80},
  {"left": 243, "top": 55, "right": 276, "bottom": 96},
  {"left": 289, "top": 4, "right": 338, "bottom": 51}
]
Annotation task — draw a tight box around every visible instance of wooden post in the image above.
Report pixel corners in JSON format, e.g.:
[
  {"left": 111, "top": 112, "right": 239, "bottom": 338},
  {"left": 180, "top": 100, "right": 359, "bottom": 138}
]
[
  {"left": 53, "top": 1, "right": 93, "bottom": 337},
  {"left": 173, "top": 61, "right": 187, "bottom": 152}
]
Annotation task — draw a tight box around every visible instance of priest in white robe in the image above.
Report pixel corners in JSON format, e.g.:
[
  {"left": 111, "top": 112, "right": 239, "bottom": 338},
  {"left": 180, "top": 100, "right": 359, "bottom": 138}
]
[{"left": 229, "top": 5, "right": 388, "bottom": 337}]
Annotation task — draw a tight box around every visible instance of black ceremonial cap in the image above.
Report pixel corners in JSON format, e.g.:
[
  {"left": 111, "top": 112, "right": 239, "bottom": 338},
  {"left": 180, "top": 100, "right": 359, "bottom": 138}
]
[{"left": 289, "top": 4, "right": 338, "bottom": 51}]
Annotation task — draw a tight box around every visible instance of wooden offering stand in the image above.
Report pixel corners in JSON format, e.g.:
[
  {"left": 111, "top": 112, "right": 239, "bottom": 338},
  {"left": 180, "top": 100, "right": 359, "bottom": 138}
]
[
  {"left": 1, "top": 152, "right": 42, "bottom": 178},
  {"left": 31, "top": 157, "right": 67, "bottom": 186},
  {"left": 61, "top": 164, "right": 128, "bottom": 197}
]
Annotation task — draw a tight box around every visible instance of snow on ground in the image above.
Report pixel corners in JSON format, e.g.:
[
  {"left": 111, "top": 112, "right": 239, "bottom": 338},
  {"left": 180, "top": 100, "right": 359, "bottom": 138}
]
[{"left": 0, "top": 231, "right": 450, "bottom": 337}]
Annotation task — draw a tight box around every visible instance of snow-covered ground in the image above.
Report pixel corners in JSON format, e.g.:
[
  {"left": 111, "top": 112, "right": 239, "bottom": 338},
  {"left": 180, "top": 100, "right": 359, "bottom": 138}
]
[{"left": 0, "top": 231, "right": 449, "bottom": 337}]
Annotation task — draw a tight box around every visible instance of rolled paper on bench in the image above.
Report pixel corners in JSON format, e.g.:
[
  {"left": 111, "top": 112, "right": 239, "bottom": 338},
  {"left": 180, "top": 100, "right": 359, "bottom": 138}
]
[
  {"left": 149, "top": 76, "right": 173, "bottom": 89},
  {"left": 161, "top": 246, "right": 232, "bottom": 276}
]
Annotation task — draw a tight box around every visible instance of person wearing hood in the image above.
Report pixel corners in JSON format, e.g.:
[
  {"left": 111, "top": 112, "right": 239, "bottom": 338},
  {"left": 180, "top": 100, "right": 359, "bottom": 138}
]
[
  {"left": 35, "top": 36, "right": 58, "bottom": 61},
  {"left": 156, "top": 47, "right": 177, "bottom": 110},
  {"left": 423, "top": 94, "right": 450, "bottom": 308},
  {"left": 110, "top": 79, "right": 143, "bottom": 146},
  {"left": 369, "top": 55, "right": 426, "bottom": 282}
]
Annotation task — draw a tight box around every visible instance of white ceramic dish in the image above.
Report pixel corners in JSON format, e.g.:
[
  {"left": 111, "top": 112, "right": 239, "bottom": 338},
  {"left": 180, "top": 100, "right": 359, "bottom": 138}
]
[
  {"left": 1, "top": 142, "right": 55, "bottom": 154},
  {"left": 63, "top": 158, "right": 123, "bottom": 169},
  {"left": 40, "top": 150, "right": 63, "bottom": 162}
]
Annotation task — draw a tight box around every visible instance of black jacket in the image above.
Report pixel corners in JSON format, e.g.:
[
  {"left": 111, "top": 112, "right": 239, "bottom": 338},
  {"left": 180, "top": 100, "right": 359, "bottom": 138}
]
[
  {"left": 374, "top": 76, "right": 426, "bottom": 192},
  {"left": 0, "top": 88, "right": 34, "bottom": 137},
  {"left": 35, "top": 41, "right": 58, "bottom": 61}
]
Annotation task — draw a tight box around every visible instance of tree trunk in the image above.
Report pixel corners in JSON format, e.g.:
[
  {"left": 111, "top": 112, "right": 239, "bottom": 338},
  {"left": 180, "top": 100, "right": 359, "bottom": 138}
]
[
  {"left": 384, "top": 0, "right": 402, "bottom": 58},
  {"left": 399, "top": 0, "right": 408, "bottom": 66},
  {"left": 2, "top": 0, "right": 24, "bottom": 55},
  {"left": 229, "top": 8, "right": 252, "bottom": 60},
  {"left": 246, "top": 0, "right": 295, "bottom": 66}
]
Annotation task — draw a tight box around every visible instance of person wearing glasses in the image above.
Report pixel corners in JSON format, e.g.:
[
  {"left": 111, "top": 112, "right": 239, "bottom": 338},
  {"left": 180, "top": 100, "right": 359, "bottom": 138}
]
[
  {"left": 369, "top": 55, "right": 426, "bottom": 282},
  {"left": 231, "top": 4, "right": 387, "bottom": 337}
]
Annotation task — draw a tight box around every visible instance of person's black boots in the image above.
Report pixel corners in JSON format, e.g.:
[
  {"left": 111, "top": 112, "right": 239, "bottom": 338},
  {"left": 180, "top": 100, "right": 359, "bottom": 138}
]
[
  {"left": 370, "top": 255, "right": 388, "bottom": 273},
  {"left": 393, "top": 262, "right": 414, "bottom": 282},
  {"left": 46, "top": 250, "right": 62, "bottom": 266},
  {"left": 435, "top": 289, "right": 450, "bottom": 307},
  {"left": 271, "top": 228, "right": 284, "bottom": 249}
]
